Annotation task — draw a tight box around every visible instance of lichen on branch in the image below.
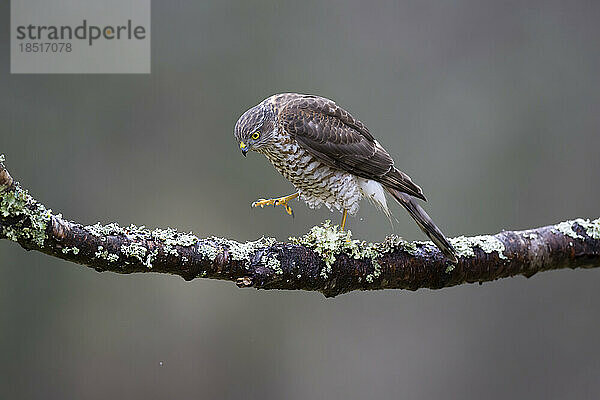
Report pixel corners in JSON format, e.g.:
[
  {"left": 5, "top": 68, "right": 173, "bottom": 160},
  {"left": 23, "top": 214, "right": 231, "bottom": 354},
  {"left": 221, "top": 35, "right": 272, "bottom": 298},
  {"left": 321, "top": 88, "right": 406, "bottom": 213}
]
[{"left": 1, "top": 154, "right": 599, "bottom": 297}]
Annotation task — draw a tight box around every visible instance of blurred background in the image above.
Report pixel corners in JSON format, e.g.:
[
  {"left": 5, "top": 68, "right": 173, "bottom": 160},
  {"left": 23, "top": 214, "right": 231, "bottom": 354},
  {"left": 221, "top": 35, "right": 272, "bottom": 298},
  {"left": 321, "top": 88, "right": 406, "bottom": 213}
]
[{"left": 1, "top": 1, "right": 599, "bottom": 399}]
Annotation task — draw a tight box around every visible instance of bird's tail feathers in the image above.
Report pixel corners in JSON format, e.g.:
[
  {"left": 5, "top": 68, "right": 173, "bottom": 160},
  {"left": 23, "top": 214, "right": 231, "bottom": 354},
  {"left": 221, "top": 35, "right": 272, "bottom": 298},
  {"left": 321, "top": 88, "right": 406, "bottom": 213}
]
[{"left": 385, "top": 188, "right": 458, "bottom": 264}]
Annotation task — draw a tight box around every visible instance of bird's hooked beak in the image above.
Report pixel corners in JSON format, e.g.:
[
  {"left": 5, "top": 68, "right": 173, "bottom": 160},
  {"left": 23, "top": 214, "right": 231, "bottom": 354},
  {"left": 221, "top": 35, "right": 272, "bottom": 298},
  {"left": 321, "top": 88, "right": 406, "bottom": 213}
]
[{"left": 240, "top": 141, "right": 249, "bottom": 156}]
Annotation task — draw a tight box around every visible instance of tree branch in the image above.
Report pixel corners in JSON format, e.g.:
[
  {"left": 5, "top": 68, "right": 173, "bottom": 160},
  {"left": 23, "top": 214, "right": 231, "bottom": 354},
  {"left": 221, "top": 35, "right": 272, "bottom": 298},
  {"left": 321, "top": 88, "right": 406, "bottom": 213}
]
[{"left": 1, "top": 155, "right": 599, "bottom": 297}]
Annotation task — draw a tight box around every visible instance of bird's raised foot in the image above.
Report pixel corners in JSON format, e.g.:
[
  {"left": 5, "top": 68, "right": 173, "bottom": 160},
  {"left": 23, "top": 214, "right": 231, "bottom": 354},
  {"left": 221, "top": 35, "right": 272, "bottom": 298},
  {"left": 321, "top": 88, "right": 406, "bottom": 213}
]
[{"left": 251, "top": 192, "right": 299, "bottom": 217}]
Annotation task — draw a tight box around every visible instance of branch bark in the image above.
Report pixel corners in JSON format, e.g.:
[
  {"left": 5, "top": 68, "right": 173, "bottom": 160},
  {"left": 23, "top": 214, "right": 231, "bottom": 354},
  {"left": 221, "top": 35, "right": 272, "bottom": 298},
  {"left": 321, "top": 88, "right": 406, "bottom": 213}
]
[{"left": 1, "top": 155, "right": 599, "bottom": 297}]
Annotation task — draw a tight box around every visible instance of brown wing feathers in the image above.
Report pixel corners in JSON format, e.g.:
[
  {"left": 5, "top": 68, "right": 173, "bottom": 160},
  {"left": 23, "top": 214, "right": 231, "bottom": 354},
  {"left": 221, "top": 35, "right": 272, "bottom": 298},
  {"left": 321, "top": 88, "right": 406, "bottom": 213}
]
[{"left": 281, "top": 96, "right": 426, "bottom": 201}]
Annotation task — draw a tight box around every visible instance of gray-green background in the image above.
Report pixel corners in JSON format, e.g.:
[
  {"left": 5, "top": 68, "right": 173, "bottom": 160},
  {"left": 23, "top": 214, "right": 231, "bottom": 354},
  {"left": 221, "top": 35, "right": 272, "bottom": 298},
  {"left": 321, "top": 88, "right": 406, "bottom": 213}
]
[{"left": 1, "top": 1, "right": 599, "bottom": 399}]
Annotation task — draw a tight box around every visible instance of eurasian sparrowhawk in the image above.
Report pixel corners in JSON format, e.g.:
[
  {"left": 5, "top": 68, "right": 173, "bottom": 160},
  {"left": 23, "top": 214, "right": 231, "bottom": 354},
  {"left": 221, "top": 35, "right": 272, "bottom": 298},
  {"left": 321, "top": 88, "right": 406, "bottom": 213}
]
[{"left": 234, "top": 93, "right": 457, "bottom": 263}]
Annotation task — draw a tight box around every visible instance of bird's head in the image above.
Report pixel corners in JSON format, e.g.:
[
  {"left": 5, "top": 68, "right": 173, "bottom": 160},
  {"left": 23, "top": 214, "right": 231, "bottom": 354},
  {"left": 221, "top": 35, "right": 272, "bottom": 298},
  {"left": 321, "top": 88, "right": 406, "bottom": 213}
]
[{"left": 234, "top": 102, "right": 275, "bottom": 156}]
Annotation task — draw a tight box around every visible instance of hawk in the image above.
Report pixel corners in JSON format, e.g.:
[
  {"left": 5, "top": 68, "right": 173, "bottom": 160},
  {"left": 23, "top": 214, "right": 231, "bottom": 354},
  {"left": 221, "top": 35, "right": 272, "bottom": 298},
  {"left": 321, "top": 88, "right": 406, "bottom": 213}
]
[{"left": 234, "top": 93, "right": 457, "bottom": 263}]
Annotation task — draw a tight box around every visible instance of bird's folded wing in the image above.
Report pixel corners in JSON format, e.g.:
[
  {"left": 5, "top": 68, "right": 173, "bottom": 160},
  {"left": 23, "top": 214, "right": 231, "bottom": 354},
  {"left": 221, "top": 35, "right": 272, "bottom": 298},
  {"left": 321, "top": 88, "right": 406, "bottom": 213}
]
[{"left": 280, "top": 95, "right": 425, "bottom": 201}]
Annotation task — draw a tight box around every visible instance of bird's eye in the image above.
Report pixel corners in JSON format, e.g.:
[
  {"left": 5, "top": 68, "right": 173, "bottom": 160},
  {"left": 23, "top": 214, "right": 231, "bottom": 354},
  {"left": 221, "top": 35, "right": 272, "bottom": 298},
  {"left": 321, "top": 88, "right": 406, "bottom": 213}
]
[{"left": 251, "top": 132, "right": 260, "bottom": 140}]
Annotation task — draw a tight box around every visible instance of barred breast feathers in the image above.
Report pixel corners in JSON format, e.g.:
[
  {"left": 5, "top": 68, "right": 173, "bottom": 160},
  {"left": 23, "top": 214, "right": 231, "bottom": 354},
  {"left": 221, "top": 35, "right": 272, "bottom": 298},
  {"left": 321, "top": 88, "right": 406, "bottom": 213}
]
[{"left": 261, "top": 137, "right": 364, "bottom": 214}]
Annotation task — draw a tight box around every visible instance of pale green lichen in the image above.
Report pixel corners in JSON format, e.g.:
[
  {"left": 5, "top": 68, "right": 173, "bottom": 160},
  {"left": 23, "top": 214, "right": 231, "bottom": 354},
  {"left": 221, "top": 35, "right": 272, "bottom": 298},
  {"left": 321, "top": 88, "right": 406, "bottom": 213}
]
[
  {"left": 396, "top": 239, "right": 419, "bottom": 255},
  {"left": 151, "top": 227, "right": 198, "bottom": 256},
  {"left": 553, "top": 220, "right": 580, "bottom": 239},
  {"left": 367, "top": 233, "right": 420, "bottom": 256},
  {"left": 450, "top": 235, "right": 508, "bottom": 260},
  {"left": 62, "top": 247, "right": 80, "bottom": 255},
  {"left": 198, "top": 243, "right": 219, "bottom": 261},
  {"left": 85, "top": 222, "right": 154, "bottom": 239},
  {"left": 119, "top": 242, "right": 160, "bottom": 268},
  {"left": 1, "top": 189, "right": 27, "bottom": 218},
  {"left": 145, "top": 248, "right": 159, "bottom": 269},
  {"left": 289, "top": 221, "right": 394, "bottom": 280},
  {"left": 175, "top": 233, "right": 198, "bottom": 247},
  {"left": 289, "top": 221, "right": 354, "bottom": 279},
  {"left": 120, "top": 242, "right": 147, "bottom": 263},
  {"left": 2, "top": 227, "right": 18, "bottom": 241},
  {"left": 365, "top": 260, "right": 382, "bottom": 283},
  {"left": 85, "top": 223, "right": 201, "bottom": 262},
  {"left": 450, "top": 237, "right": 476, "bottom": 258},
  {"left": 574, "top": 218, "right": 600, "bottom": 240},
  {"left": 84, "top": 222, "right": 202, "bottom": 268},
  {"left": 0, "top": 185, "right": 51, "bottom": 246},
  {"left": 82, "top": 220, "right": 235, "bottom": 269},
  {"left": 261, "top": 253, "right": 282, "bottom": 275},
  {"left": 85, "top": 222, "right": 126, "bottom": 237},
  {"left": 95, "top": 245, "right": 119, "bottom": 262},
  {"left": 551, "top": 218, "right": 600, "bottom": 240}
]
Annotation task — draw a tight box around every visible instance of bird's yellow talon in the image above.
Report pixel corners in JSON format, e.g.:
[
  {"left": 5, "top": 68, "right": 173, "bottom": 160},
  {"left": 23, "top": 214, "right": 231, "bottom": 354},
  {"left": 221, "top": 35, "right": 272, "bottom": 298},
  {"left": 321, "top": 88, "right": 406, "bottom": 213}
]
[
  {"left": 252, "top": 198, "right": 272, "bottom": 208},
  {"left": 251, "top": 193, "right": 299, "bottom": 217}
]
